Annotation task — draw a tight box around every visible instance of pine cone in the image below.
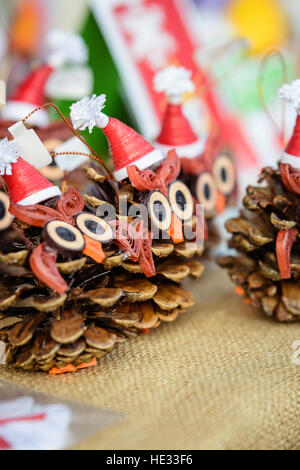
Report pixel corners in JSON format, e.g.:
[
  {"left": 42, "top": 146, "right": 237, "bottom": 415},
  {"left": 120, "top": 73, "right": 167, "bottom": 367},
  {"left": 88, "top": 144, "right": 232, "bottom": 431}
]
[
  {"left": 0, "top": 168, "right": 203, "bottom": 372},
  {"left": 218, "top": 166, "right": 300, "bottom": 322},
  {"left": 0, "top": 252, "right": 199, "bottom": 371}
]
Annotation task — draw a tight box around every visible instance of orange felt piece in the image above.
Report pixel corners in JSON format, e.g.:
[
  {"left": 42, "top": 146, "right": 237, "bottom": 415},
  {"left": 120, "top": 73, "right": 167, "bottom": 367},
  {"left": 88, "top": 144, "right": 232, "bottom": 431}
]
[
  {"left": 82, "top": 235, "right": 105, "bottom": 263},
  {"left": 216, "top": 192, "right": 226, "bottom": 214},
  {"left": 49, "top": 357, "right": 97, "bottom": 375},
  {"left": 168, "top": 214, "right": 184, "bottom": 244},
  {"left": 235, "top": 286, "right": 245, "bottom": 296}
]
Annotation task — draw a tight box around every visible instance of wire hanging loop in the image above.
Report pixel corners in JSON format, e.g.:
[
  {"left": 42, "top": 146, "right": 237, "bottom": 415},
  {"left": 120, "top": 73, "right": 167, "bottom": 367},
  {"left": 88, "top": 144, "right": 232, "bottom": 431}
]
[
  {"left": 257, "top": 49, "right": 288, "bottom": 143},
  {"left": 210, "top": 36, "right": 249, "bottom": 63},
  {"left": 22, "top": 102, "right": 115, "bottom": 180},
  {"left": 202, "top": 36, "right": 250, "bottom": 80},
  {"left": 50, "top": 151, "right": 106, "bottom": 166}
]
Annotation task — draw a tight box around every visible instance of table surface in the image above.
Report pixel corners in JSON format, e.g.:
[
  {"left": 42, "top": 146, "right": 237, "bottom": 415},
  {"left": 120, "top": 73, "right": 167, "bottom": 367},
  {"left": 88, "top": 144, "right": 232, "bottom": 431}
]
[{"left": 1, "top": 266, "right": 300, "bottom": 450}]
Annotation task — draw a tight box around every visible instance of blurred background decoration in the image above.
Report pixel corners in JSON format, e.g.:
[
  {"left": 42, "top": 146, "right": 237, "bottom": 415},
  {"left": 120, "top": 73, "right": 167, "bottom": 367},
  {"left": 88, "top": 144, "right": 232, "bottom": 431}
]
[{"left": 0, "top": 0, "right": 299, "bottom": 199}]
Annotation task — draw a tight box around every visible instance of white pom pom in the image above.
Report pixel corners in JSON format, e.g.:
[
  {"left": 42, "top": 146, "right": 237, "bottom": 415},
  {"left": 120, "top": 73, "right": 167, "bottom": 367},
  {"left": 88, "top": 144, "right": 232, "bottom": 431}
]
[
  {"left": 278, "top": 80, "right": 300, "bottom": 111},
  {"left": 46, "top": 29, "right": 88, "bottom": 67},
  {"left": 154, "top": 66, "right": 194, "bottom": 102},
  {"left": 70, "top": 94, "right": 109, "bottom": 133},
  {"left": 0, "top": 138, "right": 20, "bottom": 175}
]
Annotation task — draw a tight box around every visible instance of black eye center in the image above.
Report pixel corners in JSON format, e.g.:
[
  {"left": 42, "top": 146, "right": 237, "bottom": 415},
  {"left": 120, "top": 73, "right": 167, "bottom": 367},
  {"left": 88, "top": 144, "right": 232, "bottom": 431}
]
[
  {"left": 56, "top": 226, "right": 76, "bottom": 242},
  {"left": 221, "top": 167, "right": 227, "bottom": 182},
  {"left": 84, "top": 219, "right": 105, "bottom": 235},
  {"left": 204, "top": 183, "right": 211, "bottom": 200},
  {"left": 0, "top": 201, "right": 5, "bottom": 220},
  {"left": 153, "top": 200, "right": 166, "bottom": 222},
  {"left": 175, "top": 190, "right": 186, "bottom": 211}
]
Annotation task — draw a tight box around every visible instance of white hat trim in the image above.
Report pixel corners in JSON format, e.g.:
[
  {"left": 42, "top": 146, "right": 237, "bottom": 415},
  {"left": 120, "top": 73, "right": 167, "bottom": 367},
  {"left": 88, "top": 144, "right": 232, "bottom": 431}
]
[
  {"left": 17, "top": 186, "right": 62, "bottom": 206},
  {"left": 155, "top": 138, "right": 205, "bottom": 159},
  {"left": 114, "top": 149, "right": 165, "bottom": 182},
  {"left": 2, "top": 101, "right": 49, "bottom": 128},
  {"left": 281, "top": 151, "right": 300, "bottom": 169}
]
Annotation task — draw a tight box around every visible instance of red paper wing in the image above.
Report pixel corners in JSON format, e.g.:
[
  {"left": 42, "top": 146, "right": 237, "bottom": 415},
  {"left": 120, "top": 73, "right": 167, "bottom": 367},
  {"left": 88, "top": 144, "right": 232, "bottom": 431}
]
[
  {"left": 127, "top": 165, "right": 159, "bottom": 192},
  {"left": 180, "top": 156, "right": 207, "bottom": 175},
  {"left": 135, "top": 221, "right": 156, "bottom": 278},
  {"left": 276, "top": 228, "right": 299, "bottom": 279},
  {"left": 29, "top": 243, "right": 69, "bottom": 294},
  {"left": 9, "top": 203, "right": 64, "bottom": 227},
  {"left": 56, "top": 186, "right": 85, "bottom": 223},
  {"left": 280, "top": 164, "right": 300, "bottom": 195},
  {"left": 109, "top": 219, "right": 140, "bottom": 262},
  {"left": 156, "top": 149, "right": 181, "bottom": 194}
]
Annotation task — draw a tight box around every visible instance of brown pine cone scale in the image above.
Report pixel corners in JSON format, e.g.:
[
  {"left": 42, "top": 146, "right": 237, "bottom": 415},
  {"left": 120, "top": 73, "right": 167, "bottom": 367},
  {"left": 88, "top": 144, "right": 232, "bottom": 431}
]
[{"left": 218, "top": 167, "right": 300, "bottom": 322}]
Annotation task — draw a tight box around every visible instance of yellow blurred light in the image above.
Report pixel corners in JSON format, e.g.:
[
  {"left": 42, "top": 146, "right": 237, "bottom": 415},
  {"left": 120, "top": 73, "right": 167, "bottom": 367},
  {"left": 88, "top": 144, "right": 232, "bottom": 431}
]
[{"left": 227, "top": 0, "right": 289, "bottom": 55}]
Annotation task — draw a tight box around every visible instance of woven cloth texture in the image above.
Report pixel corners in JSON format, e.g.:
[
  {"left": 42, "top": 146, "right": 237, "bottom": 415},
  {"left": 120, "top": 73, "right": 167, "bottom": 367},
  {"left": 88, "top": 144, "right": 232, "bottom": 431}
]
[{"left": 1, "top": 267, "right": 300, "bottom": 450}]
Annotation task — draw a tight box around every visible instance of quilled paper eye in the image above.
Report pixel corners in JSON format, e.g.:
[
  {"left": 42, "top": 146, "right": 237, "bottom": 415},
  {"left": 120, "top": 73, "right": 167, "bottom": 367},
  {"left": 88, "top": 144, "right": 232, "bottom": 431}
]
[
  {"left": 0, "top": 192, "right": 12, "bottom": 231},
  {"left": 147, "top": 190, "right": 172, "bottom": 231},
  {"left": 43, "top": 220, "right": 85, "bottom": 254},
  {"left": 75, "top": 213, "right": 113, "bottom": 243},
  {"left": 213, "top": 154, "right": 235, "bottom": 195},
  {"left": 196, "top": 172, "right": 218, "bottom": 213},
  {"left": 168, "top": 180, "right": 193, "bottom": 222}
]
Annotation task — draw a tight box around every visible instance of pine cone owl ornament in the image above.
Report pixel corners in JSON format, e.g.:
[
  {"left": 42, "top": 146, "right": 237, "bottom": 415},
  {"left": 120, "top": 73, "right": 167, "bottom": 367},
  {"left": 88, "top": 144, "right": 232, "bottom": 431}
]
[
  {"left": 0, "top": 98, "right": 204, "bottom": 373},
  {"left": 218, "top": 80, "right": 300, "bottom": 322},
  {"left": 153, "top": 65, "right": 237, "bottom": 251},
  {"left": 71, "top": 93, "right": 205, "bottom": 261}
]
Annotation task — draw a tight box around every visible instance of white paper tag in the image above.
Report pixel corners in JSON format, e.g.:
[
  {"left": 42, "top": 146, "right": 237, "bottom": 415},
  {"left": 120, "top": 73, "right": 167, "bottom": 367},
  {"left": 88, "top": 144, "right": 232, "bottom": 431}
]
[
  {"left": 46, "top": 66, "right": 93, "bottom": 100},
  {"left": 0, "top": 81, "right": 5, "bottom": 106},
  {"left": 8, "top": 121, "right": 52, "bottom": 169}
]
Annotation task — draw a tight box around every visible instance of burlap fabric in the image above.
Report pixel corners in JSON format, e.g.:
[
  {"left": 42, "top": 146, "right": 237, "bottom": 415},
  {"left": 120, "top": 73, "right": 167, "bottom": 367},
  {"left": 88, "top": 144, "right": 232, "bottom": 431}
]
[{"left": 1, "top": 266, "right": 300, "bottom": 450}]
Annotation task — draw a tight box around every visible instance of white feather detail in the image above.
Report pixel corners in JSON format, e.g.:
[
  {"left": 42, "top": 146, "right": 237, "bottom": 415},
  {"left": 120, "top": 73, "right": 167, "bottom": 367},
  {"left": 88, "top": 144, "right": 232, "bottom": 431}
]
[
  {"left": 278, "top": 80, "right": 300, "bottom": 111},
  {"left": 154, "top": 66, "right": 195, "bottom": 99},
  {"left": 0, "top": 138, "right": 20, "bottom": 175},
  {"left": 70, "top": 94, "right": 108, "bottom": 133},
  {"left": 46, "top": 30, "right": 88, "bottom": 67}
]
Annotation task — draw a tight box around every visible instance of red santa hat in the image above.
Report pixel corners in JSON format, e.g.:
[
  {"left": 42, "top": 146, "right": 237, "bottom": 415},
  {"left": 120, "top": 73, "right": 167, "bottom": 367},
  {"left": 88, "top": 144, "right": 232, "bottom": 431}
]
[
  {"left": 0, "top": 138, "right": 61, "bottom": 205},
  {"left": 153, "top": 66, "right": 204, "bottom": 159},
  {"left": 70, "top": 95, "right": 164, "bottom": 181},
  {"left": 2, "top": 30, "right": 88, "bottom": 128},
  {"left": 279, "top": 80, "right": 300, "bottom": 169}
]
